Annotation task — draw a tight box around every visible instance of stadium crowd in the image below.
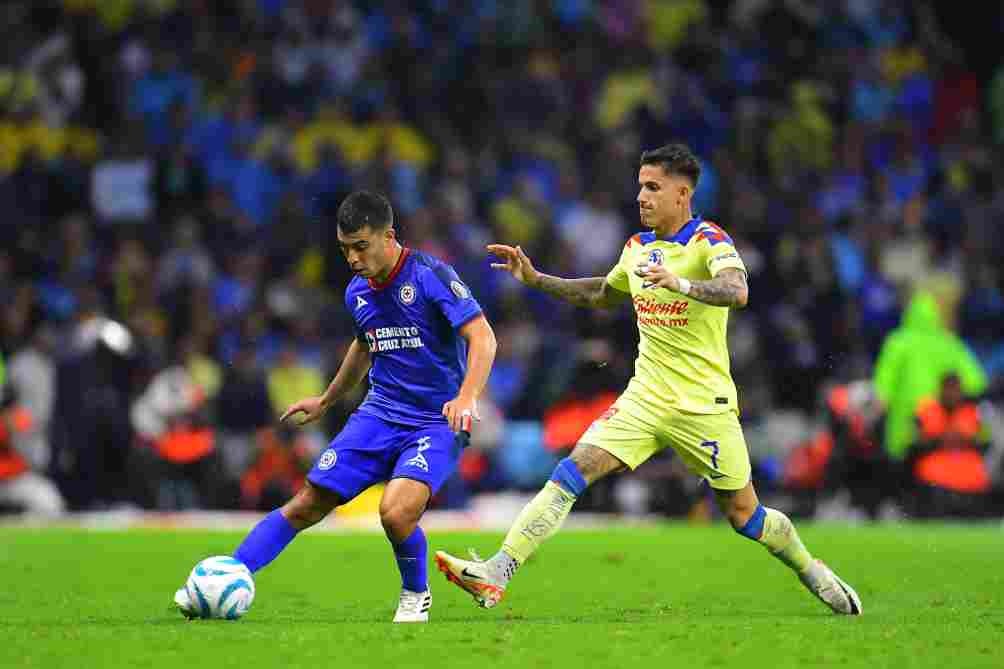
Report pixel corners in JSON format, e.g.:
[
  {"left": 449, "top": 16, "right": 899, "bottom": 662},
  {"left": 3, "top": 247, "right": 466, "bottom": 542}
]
[{"left": 1, "top": 0, "right": 1003, "bottom": 520}]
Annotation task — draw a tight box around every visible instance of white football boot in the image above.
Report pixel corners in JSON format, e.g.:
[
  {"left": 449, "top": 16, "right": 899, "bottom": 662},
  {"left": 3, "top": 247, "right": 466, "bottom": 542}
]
[
  {"left": 434, "top": 550, "right": 507, "bottom": 608},
  {"left": 799, "top": 559, "right": 863, "bottom": 615},
  {"left": 393, "top": 588, "right": 431, "bottom": 623},
  {"left": 174, "top": 586, "right": 197, "bottom": 619}
]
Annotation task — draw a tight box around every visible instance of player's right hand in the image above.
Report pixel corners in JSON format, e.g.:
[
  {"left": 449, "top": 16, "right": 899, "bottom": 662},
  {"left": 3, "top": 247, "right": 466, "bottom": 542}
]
[
  {"left": 487, "top": 244, "right": 538, "bottom": 286},
  {"left": 279, "top": 396, "right": 327, "bottom": 426}
]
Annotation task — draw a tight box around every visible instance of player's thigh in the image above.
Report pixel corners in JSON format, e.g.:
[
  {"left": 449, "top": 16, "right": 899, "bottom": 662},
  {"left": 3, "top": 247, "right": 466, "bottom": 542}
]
[
  {"left": 390, "top": 423, "right": 460, "bottom": 496},
  {"left": 306, "top": 413, "right": 401, "bottom": 503},
  {"left": 661, "top": 409, "right": 751, "bottom": 491},
  {"left": 577, "top": 399, "right": 662, "bottom": 475}
]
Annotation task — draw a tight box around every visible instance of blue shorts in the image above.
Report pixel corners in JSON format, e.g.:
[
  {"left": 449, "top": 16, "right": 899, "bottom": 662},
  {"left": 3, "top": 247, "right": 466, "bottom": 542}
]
[{"left": 306, "top": 413, "right": 461, "bottom": 502}]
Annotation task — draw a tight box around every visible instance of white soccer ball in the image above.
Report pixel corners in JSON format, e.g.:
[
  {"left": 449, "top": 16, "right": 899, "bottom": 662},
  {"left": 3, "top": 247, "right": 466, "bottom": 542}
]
[{"left": 185, "top": 556, "right": 256, "bottom": 620}]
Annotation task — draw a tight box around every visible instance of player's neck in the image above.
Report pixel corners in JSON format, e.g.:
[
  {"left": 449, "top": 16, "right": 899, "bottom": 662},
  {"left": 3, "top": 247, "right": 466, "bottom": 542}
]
[
  {"left": 373, "top": 243, "right": 405, "bottom": 283},
  {"left": 656, "top": 212, "right": 695, "bottom": 239}
]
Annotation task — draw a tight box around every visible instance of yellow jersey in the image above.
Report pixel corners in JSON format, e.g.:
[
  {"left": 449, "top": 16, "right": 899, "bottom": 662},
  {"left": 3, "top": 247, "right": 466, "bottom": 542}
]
[{"left": 605, "top": 217, "right": 747, "bottom": 415}]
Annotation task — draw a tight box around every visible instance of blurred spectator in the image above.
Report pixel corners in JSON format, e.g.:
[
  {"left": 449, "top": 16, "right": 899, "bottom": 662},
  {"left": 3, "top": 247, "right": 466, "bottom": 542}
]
[
  {"left": 267, "top": 345, "right": 325, "bottom": 419},
  {"left": 906, "top": 373, "right": 992, "bottom": 517},
  {"left": 50, "top": 304, "right": 137, "bottom": 510},
  {"left": 872, "top": 291, "right": 987, "bottom": 461},
  {"left": 131, "top": 365, "right": 218, "bottom": 510},
  {"left": 214, "top": 342, "right": 273, "bottom": 483},
  {"left": 0, "top": 397, "right": 64, "bottom": 515},
  {"left": 6, "top": 327, "right": 56, "bottom": 469},
  {"left": 240, "top": 425, "right": 311, "bottom": 511}
]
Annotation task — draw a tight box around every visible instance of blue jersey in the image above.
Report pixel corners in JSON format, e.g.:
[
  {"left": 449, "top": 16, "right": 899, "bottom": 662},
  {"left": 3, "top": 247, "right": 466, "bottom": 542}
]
[{"left": 345, "top": 248, "right": 483, "bottom": 427}]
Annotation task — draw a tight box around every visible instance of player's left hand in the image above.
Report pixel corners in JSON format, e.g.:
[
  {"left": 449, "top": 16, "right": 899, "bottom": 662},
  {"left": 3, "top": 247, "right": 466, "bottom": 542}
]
[
  {"left": 635, "top": 260, "right": 681, "bottom": 291},
  {"left": 442, "top": 396, "right": 479, "bottom": 434}
]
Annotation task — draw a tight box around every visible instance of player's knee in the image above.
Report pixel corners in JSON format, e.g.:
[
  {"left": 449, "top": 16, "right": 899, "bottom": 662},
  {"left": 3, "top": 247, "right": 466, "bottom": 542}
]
[
  {"left": 567, "top": 444, "right": 625, "bottom": 486},
  {"left": 283, "top": 482, "right": 338, "bottom": 529},
  {"left": 379, "top": 501, "right": 421, "bottom": 539}
]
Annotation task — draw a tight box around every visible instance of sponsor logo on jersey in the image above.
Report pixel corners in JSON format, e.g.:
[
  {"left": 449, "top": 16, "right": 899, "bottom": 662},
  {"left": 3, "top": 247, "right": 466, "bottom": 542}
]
[
  {"left": 365, "top": 326, "right": 425, "bottom": 353},
  {"left": 399, "top": 282, "right": 416, "bottom": 305},
  {"left": 633, "top": 297, "right": 689, "bottom": 315},
  {"left": 355, "top": 295, "right": 368, "bottom": 310}
]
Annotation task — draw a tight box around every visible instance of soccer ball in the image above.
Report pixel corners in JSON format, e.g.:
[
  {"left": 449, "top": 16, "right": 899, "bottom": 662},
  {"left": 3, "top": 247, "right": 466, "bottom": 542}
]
[{"left": 184, "top": 556, "right": 255, "bottom": 620}]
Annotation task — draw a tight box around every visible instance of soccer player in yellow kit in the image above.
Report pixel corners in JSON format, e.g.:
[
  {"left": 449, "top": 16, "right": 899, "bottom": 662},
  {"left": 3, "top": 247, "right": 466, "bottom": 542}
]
[{"left": 436, "top": 144, "right": 862, "bottom": 615}]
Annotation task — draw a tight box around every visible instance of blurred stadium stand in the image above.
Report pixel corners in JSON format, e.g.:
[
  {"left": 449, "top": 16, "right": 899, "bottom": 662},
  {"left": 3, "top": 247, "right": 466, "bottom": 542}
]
[{"left": 1, "top": 0, "right": 1003, "bottom": 520}]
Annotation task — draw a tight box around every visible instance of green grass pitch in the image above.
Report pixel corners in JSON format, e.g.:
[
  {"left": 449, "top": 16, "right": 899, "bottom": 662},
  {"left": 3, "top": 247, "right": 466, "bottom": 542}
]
[{"left": 1, "top": 523, "right": 1001, "bottom": 668}]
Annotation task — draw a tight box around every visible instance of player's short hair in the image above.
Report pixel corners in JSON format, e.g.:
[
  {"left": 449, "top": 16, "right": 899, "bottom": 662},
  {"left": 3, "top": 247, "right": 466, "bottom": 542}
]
[
  {"left": 640, "top": 144, "right": 701, "bottom": 187},
  {"left": 337, "top": 191, "right": 394, "bottom": 234}
]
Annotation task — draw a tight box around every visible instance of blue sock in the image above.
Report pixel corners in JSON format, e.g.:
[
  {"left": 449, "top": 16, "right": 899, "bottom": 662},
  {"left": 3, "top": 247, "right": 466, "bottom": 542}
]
[
  {"left": 393, "top": 527, "right": 428, "bottom": 592},
  {"left": 234, "top": 509, "right": 299, "bottom": 573}
]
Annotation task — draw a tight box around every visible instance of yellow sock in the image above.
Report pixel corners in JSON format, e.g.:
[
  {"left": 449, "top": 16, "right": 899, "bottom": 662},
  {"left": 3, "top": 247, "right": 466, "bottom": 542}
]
[
  {"left": 758, "top": 507, "right": 813, "bottom": 573},
  {"left": 501, "top": 481, "right": 577, "bottom": 564}
]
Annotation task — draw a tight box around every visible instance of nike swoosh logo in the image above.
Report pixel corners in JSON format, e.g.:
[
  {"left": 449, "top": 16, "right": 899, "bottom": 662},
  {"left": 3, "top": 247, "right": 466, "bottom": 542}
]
[
  {"left": 461, "top": 568, "right": 484, "bottom": 580},
  {"left": 708, "top": 472, "right": 727, "bottom": 479}
]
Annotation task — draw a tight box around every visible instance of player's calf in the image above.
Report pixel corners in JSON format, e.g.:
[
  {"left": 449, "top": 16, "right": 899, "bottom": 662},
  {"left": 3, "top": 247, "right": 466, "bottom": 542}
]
[
  {"left": 438, "top": 450, "right": 622, "bottom": 606},
  {"left": 381, "top": 478, "right": 433, "bottom": 617},
  {"left": 282, "top": 481, "right": 341, "bottom": 530},
  {"left": 726, "top": 493, "right": 862, "bottom": 615}
]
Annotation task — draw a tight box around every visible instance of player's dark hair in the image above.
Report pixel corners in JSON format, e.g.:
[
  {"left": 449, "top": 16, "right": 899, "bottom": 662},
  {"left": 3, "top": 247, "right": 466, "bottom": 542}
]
[
  {"left": 640, "top": 143, "right": 701, "bottom": 187},
  {"left": 336, "top": 190, "right": 394, "bottom": 234}
]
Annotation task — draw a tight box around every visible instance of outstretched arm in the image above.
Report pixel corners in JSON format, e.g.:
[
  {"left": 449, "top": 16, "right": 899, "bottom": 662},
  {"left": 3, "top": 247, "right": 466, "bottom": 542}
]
[
  {"left": 487, "top": 244, "right": 630, "bottom": 310},
  {"left": 635, "top": 264, "right": 748, "bottom": 308}
]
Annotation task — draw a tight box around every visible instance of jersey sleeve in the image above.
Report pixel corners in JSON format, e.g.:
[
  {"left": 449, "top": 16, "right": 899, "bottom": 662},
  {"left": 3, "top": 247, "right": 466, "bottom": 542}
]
[
  {"left": 605, "top": 237, "right": 634, "bottom": 293},
  {"left": 698, "top": 223, "right": 747, "bottom": 277},
  {"left": 420, "top": 262, "right": 483, "bottom": 330}
]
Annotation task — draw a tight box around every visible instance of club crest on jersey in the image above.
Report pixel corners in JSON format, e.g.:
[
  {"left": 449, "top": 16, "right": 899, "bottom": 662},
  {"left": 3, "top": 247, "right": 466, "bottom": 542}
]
[
  {"left": 318, "top": 449, "right": 337, "bottom": 470},
  {"left": 648, "top": 249, "right": 664, "bottom": 265},
  {"left": 450, "top": 280, "right": 470, "bottom": 299},
  {"left": 399, "top": 282, "right": 416, "bottom": 305}
]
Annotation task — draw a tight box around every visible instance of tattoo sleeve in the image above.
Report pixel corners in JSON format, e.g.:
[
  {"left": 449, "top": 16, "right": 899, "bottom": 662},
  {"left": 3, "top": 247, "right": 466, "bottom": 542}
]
[
  {"left": 533, "top": 275, "right": 628, "bottom": 309},
  {"left": 686, "top": 268, "right": 749, "bottom": 308}
]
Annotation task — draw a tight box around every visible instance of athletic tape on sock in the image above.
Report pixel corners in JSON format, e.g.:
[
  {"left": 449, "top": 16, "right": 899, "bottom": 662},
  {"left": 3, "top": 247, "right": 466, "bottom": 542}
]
[
  {"left": 736, "top": 504, "right": 766, "bottom": 540},
  {"left": 550, "top": 457, "right": 588, "bottom": 497}
]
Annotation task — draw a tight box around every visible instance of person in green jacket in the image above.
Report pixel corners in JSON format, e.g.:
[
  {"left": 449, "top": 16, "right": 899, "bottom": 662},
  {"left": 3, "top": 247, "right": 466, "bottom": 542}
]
[{"left": 872, "top": 291, "right": 988, "bottom": 460}]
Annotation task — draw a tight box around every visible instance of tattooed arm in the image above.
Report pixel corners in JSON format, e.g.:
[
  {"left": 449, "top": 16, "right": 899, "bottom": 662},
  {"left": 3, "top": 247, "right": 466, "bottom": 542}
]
[
  {"left": 532, "top": 275, "right": 629, "bottom": 309},
  {"left": 635, "top": 263, "right": 749, "bottom": 308},
  {"left": 685, "top": 268, "right": 749, "bottom": 308},
  {"left": 487, "top": 244, "right": 630, "bottom": 310}
]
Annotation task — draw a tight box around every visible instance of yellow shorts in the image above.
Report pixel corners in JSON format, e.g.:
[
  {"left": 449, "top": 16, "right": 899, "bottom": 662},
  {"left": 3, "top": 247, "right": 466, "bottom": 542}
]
[{"left": 579, "top": 392, "right": 751, "bottom": 490}]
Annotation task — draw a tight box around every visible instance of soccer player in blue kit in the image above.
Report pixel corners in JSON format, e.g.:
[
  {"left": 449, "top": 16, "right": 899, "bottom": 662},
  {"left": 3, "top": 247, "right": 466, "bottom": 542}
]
[{"left": 174, "top": 191, "right": 497, "bottom": 622}]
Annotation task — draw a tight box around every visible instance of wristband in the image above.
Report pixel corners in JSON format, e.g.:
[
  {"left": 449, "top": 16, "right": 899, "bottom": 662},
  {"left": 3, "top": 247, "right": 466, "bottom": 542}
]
[{"left": 677, "top": 277, "right": 692, "bottom": 295}]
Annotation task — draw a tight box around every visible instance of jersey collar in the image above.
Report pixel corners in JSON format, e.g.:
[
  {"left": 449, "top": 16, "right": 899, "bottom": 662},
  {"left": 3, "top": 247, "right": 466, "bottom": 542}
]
[
  {"left": 638, "top": 215, "right": 702, "bottom": 246},
  {"left": 368, "top": 247, "right": 411, "bottom": 290}
]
